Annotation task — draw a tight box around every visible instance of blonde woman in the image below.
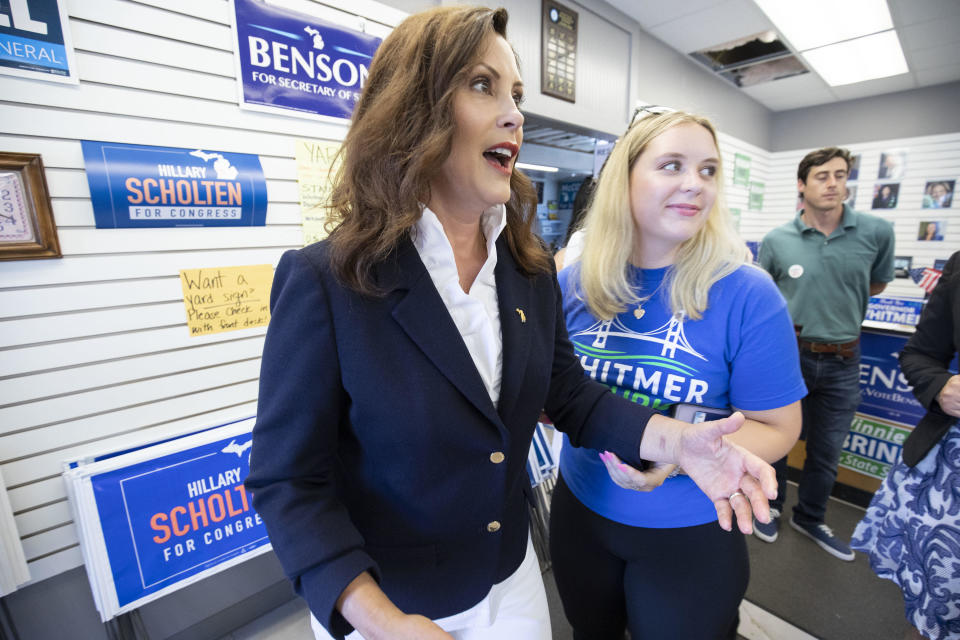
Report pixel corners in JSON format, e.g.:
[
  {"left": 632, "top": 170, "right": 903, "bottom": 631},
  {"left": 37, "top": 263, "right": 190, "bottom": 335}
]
[{"left": 550, "top": 108, "right": 804, "bottom": 639}]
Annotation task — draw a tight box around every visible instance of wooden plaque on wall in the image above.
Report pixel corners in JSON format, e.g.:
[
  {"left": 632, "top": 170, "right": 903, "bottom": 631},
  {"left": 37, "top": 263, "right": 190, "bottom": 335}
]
[{"left": 540, "top": 0, "right": 578, "bottom": 103}]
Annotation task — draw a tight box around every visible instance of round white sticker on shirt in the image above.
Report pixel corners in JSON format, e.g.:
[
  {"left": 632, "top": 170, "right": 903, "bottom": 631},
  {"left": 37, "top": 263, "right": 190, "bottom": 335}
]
[{"left": 788, "top": 264, "right": 804, "bottom": 279}]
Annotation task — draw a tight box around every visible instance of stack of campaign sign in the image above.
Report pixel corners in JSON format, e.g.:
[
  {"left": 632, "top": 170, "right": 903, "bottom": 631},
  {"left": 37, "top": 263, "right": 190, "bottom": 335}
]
[
  {"left": 62, "top": 417, "right": 270, "bottom": 621},
  {"left": 526, "top": 423, "right": 562, "bottom": 572},
  {"left": 0, "top": 467, "right": 30, "bottom": 596}
]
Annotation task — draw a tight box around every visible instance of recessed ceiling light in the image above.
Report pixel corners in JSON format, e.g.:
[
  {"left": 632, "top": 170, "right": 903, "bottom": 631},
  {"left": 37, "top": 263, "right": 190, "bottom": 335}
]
[
  {"left": 516, "top": 162, "right": 559, "bottom": 172},
  {"left": 802, "top": 30, "right": 908, "bottom": 86},
  {"left": 753, "top": 0, "right": 894, "bottom": 51}
]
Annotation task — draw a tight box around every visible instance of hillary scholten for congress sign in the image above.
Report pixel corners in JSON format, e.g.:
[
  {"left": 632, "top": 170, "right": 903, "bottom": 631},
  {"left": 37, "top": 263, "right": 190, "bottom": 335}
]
[
  {"left": 0, "top": 0, "right": 78, "bottom": 83},
  {"left": 231, "top": 0, "right": 382, "bottom": 121},
  {"left": 88, "top": 428, "right": 267, "bottom": 613},
  {"left": 81, "top": 141, "right": 267, "bottom": 228}
]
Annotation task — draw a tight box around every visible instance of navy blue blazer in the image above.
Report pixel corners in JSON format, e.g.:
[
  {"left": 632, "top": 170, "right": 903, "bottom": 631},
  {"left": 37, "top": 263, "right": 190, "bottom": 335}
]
[
  {"left": 246, "top": 236, "right": 653, "bottom": 638},
  {"left": 900, "top": 251, "right": 960, "bottom": 466}
]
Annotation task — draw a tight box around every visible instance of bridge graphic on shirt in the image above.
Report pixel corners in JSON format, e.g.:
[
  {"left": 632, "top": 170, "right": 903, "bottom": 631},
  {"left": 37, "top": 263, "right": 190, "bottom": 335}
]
[{"left": 571, "top": 313, "right": 706, "bottom": 362}]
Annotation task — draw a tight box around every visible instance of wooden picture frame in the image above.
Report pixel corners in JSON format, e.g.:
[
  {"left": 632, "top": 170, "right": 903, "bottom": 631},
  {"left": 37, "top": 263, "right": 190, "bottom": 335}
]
[
  {"left": 540, "top": 0, "right": 578, "bottom": 103},
  {"left": 0, "top": 152, "right": 62, "bottom": 260}
]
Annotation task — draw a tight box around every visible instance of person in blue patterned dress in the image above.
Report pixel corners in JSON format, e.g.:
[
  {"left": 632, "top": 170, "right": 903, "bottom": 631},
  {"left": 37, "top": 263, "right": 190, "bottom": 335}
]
[{"left": 852, "top": 250, "right": 960, "bottom": 640}]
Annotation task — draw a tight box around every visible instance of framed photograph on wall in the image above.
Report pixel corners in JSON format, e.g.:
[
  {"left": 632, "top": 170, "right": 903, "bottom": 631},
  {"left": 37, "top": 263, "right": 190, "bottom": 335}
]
[
  {"left": 922, "top": 180, "right": 954, "bottom": 209},
  {"left": 878, "top": 150, "right": 906, "bottom": 180},
  {"left": 0, "top": 153, "right": 61, "bottom": 260},
  {"left": 848, "top": 154, "right": 861, "bottom": 181},
  {"left": 894, "top": 256, "right": 912, "bottom": 278},
  {"left": 845, "top": 185, "right": 857, "bottom": 208},
  {"left": 918, "top": 220, "right": 946, "bottom": 242},
  {"left": 871, "top": 183, "right": 899, "bottom": 209}
]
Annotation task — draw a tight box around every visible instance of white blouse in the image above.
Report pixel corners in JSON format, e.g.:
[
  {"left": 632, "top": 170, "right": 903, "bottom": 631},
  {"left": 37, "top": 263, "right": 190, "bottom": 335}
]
[{"left": 412, "top": 204, "right": 507, "bottom": 405}]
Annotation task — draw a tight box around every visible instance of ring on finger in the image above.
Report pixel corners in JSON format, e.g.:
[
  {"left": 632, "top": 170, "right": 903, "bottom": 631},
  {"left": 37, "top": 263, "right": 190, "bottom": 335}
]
[{"left": 729, "top": 491, "right": 744, "bottom": 501}]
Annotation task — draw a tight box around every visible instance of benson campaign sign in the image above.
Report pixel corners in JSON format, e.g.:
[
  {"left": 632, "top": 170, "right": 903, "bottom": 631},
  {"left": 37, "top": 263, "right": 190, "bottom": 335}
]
[
  {"left": 81, "top": 141, "right": 267, "bottom": 228},
  {"left": 856, "top": 331, "right": 926, "bottom": 427},
  {"left": 63, "top": 418, "right": 270, "bottom": 620},
  {"left": 231, "top": 0, "right": 381, "bottom": 121},
  {"left": 839, "top": 330, "right": 958, "bottom": 480},
  {"left": 0, "top": 0, "right": 78, "bottom": 83}
]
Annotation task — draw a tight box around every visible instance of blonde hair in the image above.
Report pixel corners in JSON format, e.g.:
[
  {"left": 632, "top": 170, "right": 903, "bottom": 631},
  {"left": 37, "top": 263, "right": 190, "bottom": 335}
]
[{"left": 574, "top": 110, "right": 750, "bottom": 321}]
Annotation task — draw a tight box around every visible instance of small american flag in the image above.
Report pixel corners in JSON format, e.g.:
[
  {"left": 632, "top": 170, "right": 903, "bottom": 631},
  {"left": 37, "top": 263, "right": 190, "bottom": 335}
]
[{"left": 909, "top": 267, "right": 942, "bottom": 293}]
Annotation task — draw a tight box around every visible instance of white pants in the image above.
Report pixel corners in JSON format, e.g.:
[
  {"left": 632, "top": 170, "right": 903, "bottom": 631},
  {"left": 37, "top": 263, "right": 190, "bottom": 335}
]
[{"left": 310, "top": 534, "right": 551, "bottom": 640}]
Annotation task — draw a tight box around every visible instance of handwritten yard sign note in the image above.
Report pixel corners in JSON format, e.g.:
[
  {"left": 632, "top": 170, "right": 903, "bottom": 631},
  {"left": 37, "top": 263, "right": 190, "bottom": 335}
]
[
  {"left": 179, "top": 265, "right": 273, "bottom": 336},
  {"left": 296, "top": 139, "right": 341, "bottom": 246}
]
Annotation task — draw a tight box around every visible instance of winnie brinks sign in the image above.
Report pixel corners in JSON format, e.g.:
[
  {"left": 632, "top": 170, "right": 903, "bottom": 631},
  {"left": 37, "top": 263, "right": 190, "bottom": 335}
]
[
  {"left": 231, "top": 0, "right": 382, "bottom": 121},
  {"left": 81, "top": 141, "right": 267, "bottom": 228}
]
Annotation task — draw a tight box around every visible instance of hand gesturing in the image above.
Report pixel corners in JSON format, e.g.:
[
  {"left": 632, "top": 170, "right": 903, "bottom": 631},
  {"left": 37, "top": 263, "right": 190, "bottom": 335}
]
[{"left": 675, "top": 412, "right": 778, "bottom": 533}]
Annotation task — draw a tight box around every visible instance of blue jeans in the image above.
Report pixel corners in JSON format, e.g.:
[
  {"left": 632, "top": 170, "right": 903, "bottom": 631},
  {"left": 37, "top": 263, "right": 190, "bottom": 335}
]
[{"left": 772, "top": 344, "right": 861, "bottom": 525}]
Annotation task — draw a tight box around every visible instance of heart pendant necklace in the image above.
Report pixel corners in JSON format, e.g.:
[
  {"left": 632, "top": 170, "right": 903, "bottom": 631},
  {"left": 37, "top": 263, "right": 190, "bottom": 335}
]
[{"left": 633, "top": 278, "right": 665, "bottom": 319}]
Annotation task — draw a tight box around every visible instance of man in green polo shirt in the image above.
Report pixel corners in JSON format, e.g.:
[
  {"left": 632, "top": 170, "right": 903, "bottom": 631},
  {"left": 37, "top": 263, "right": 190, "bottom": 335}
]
[{"left": 756, "top": 147, "right": 895, "bottom": 561}]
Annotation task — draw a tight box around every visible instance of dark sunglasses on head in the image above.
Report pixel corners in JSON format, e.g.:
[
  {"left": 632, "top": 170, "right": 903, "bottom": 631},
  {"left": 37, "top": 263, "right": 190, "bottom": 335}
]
[{"left": 629, "top": 104, "right": 677, "bottom": 128}]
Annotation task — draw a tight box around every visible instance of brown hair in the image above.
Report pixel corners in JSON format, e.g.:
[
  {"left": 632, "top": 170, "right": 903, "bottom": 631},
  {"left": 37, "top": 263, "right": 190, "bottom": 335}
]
[
  {"left": 797, "top": 146, "right": 853, "bottom": 183},
  {"left": 325, "top": 6, "right": 550, "bottom": 295}
]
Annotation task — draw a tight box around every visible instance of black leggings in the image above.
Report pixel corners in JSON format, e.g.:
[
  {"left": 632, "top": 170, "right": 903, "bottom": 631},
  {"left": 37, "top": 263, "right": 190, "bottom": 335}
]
[{"left": 549, "top": 473, "right": 749, "bottom": 640}]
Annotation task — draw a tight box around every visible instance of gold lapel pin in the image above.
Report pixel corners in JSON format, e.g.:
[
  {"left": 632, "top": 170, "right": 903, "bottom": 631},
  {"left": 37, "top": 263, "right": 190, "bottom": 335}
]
[{"left": 516, "top": 308, "right": 526, "bottom": 323}]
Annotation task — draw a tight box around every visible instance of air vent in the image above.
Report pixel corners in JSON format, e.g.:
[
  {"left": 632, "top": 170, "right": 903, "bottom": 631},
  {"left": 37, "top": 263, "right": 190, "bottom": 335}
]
[{"left": 689, "top": 30, "right": 808, "bottom": 88}]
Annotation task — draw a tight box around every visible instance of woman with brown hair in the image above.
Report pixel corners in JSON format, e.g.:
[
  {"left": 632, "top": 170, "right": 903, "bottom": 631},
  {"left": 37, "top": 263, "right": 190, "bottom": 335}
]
[{"left": 246, "top": 7, "right": 777, "bottom": 640}]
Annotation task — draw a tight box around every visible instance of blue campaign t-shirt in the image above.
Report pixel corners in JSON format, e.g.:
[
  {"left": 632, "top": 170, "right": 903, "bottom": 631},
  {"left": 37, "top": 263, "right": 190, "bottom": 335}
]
[{"left": 557, "top": 263, "right": 807, "bottom": 528}]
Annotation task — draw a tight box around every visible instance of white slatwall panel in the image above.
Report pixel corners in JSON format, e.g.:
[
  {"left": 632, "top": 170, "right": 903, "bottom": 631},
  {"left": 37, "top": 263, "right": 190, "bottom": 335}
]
[
  {"left": 740, "top": 132, "right": 960, "bottom": 299},
  {"left": 717, "top": 131, "right": 772, "bottom": 238},
  {"left": 7, "top": 479, "right": 65, "bottom": 519},
  {"left": 0, "top": 0, "right": 404, "bottom": 585}
]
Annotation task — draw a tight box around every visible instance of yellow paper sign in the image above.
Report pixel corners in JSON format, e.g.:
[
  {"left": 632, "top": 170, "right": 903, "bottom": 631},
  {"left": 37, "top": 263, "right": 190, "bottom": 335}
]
[
  {"left": 296, "top": 139, "right": 342, "bottom": 246},
  {"left": 179, "top": 264, "right": 274, "bottom": 336}
]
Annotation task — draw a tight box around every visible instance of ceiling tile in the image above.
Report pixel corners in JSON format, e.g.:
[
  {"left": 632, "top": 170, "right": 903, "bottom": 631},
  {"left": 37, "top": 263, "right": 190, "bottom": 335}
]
[
  {"left": 741, "top": 72, "right": 835, "bottom": 110},
  {"left": 829, "top": 73, "right": 917, "bottom": 101},
  {"left": 648, "top": 0, "right": 774, "bottom": 54},
  {"left": 604, "top": 0, "right": 727, "bottom": 29},
  {"left": 908, "top": 41, "right": 960, "bottom": 70},
  {"left": 899, "top": 18, "right": 960, "bottom": 53},
  {"left": 915, "top": 63, "right": 960, "bottom": 86},
  {"left": 888, "top": 0, "right": 960, "bottom": 27}
]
